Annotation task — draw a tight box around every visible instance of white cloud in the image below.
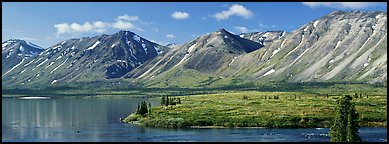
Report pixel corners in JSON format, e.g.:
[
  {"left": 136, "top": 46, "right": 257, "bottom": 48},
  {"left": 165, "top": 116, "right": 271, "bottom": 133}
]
[
  {"left": 171, "top": 11, "right": 190, "bottom": 19},
  {"left": 54, "top": 14, "right": 145, "bottom": 35},
  {"left": 115, "top": 14, "right": 139, "bottom": 21},
  {"left": 302, "top": 2, "right": 383, "bottom": 9},
  {"left": 112, "top": 20, "right": 134, "bottom": 30},
  {"left": 113, "top": 15, "right": 143, "bottom": 31},
  {"left": 93, "top": 21, "right": 109, "bottom": 33},
  {"left": 166, "top": 34, "right": 176, "bottom": 38},
  {"left": 70, "top": 22, "right": 93, "bottom": 32},
  {"left": 213, "top": 4, "right": 254, "bottom": 20},
  {"left": 234, "top": 26, "right": 248, "bottom": 33},
  {"left": 54, "top": 23, "right": 70, "bottom": 34},
  {"left": 54, "top": 21, "right": 109, "bottom": 35}
]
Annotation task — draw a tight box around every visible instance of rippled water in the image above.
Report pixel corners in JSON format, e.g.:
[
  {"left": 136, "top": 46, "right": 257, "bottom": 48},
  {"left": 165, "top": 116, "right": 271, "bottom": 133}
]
[{"left": 2, "top": 97, "right": 387, "bottom": 142}]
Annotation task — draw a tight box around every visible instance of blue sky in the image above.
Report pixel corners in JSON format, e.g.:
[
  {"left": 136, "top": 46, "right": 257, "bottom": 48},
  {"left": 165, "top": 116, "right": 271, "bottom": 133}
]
[{"left": 2, "top": 2, "right": 387, "bottom": 48}]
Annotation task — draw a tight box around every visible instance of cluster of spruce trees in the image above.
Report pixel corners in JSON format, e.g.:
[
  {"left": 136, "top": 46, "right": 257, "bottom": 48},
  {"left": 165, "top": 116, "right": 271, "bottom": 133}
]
[
  {"left": 136, "top": 101, "right": 151, "bottom": 116},
  {"left": 329, "top": 95, "right": 361, "bottom": 142},
  {"left": 161, "top": 95, "right": 181, "bottom": 106}
]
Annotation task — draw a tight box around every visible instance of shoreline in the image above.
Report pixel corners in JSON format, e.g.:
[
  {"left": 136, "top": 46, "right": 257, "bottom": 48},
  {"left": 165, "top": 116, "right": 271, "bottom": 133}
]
[
  {"left": 123, "top": 114, "right": 386, "bottom": 129},
  {"left": 124, "top": 119, "right": 386, "bottom": 129}
]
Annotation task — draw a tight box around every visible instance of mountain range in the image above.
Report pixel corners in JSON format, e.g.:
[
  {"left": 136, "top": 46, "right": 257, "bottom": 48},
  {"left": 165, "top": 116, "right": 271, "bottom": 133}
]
[{"left": 2, "top": 10, "right": 387, "bottom": 88}]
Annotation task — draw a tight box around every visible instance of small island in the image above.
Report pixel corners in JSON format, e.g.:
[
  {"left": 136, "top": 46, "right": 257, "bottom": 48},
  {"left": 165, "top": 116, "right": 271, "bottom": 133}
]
[{"left": 123, "top": 91, "right": 386, "bottom": 128}]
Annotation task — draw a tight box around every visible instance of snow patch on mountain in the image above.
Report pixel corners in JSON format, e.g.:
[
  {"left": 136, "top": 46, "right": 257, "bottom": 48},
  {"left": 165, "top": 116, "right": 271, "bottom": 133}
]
[
  {"left": 291, "top": 48, "right": 310, "bottom": 64},
  {"left": 173, "top": 43, "right": 197, "bottom": 68},
  {"left": 86, "top": 41, "right": 101, "bottom": 50},
  {"left": 3, "top": 58, "right": 25, "bottom": 76},
  {"left": 50, "top": 58, "right": 69, "bottom": 74},
  {"left": 45, "top": 61, "right": 55, "bottom": 69},
  {"left": 2, "top": 42, "right": 10, "bottom": 49},
  {"left": 270, "top": 48, "right": 280, "bottom": 59},
  {"left": 280, "top": 40, "right": 286, "bottom": 48},
  {"left": 117, "top": 60, "right": 126, "bottom": 63},
  {"left": 154, "top": 46, "right": 161, "bottom": 54},
  {"left": 51, "top": 80, "right": 58, "bottom": 84},
  {"left": 124, "top": 33, "right": 138, "bottom": 60},
  {"left": 24, "top": 59, "right": 35, "bottom": 67},
  {"left": 133, "top": 35, "right": 141, "bottom": 42},
  {"left": 334, "top": 41, "right": 342, "bottom": 50},
  {"left": 142, "top": 43, "right": 147, "bottom": 52},
  {"left": 228, "top": 56, "right": 239, "bottom": 66},
  {"left": 187, "top": 43, "right": 197, "bottom": 53},
  {"left": 36, "top": 59, "right": 49, "bottom": 67},
  {"left": 20, "top": 69, "right": 26, "bottom": 74},
  {"left": 313, "top": 20, "right": 320, "bottom": 28},
  {"left": 263, "top": 32, "right": 269, "bottom": 38},
  {"left": 263, "top": 69, "right": 275, "bottom": 76},
  {"left": 19, "top": 46, "right": 25, "bottom": 52},
  {"left": 56, "top": 55, "right": 62, "bottom": 60},
  {"left": 286, "top": 35, "right": 304, "bottom": 57}
]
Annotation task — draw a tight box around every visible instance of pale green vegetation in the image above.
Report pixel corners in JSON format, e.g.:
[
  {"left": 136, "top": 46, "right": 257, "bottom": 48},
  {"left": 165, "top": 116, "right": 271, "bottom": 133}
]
[{"left": 124, "top": 91, "right": 386, "bottom": 128}]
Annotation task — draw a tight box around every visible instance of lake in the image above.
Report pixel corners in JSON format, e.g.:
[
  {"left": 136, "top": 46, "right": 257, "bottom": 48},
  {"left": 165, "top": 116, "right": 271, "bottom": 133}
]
[{"left": 2, "top": 97, "right": 387, "bottom": 142}]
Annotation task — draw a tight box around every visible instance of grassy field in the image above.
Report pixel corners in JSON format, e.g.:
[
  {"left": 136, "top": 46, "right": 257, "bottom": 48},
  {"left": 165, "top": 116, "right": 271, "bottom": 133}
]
[
  {"left": 124, "top": 91, "right": 387, "bottom": 128},
  {"left": 2, "top": 80, "right": 386, "bottom": 128},
  {"left": 2, "top": 81, "right": 386, "bottom": 98}
]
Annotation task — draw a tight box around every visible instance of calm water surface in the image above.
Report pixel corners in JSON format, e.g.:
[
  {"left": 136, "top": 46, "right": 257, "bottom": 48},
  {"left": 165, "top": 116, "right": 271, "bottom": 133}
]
[{"left": 2, "top": 97, "right": 387, "bottom": 142}]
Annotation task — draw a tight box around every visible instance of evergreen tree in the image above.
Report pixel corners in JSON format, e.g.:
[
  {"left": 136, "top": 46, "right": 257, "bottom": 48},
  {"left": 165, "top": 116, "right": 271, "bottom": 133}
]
[
  {"left": 139, "top": 102, "right": 144, "bottom": 115},
  {"left": 329, "top": 95, "right": 361, "bottom": 142},
  {"left": 329, "top": 96, "right": 349, "bottom": 142},
  {"left": 138, "top": 101, "right": 149, "bottom": 116},
  {"left": 136, "top": 103, "right": 140, "bottom": 114},
  {"left": 166, "top": 96, "right": 169, "bottom": 106},
  {"left": 347, "top": 103, "right": 362, "bottom": 142}
]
